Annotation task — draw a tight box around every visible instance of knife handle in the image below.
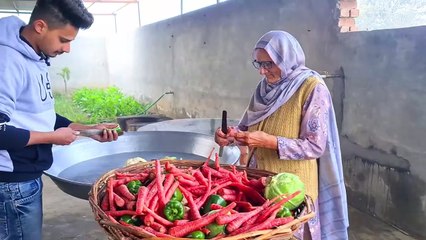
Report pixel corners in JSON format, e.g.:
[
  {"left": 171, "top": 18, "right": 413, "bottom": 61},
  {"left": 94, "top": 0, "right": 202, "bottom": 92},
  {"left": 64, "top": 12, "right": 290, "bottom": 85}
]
[{"left": 221, "top": 110, "right": 228, "bottom": 134}]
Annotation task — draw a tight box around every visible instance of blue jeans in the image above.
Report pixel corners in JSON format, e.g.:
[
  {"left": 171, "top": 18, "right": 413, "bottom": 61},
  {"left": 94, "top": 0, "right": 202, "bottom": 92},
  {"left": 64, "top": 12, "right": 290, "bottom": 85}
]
[{"left": 0, "top": 177, "right": 43, "bottom": 240}]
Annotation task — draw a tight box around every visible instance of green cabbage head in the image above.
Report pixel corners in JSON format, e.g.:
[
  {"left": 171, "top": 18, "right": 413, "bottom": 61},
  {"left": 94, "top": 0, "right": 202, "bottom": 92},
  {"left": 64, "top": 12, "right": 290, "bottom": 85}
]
[{"left": 264, "top": 172, "right": 306, "bottom": 210}]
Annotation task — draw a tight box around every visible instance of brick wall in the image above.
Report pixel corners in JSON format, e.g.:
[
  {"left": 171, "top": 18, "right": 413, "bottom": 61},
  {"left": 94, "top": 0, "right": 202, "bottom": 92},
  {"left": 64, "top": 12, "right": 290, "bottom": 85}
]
[{"left": 338, "top": 0, "right": 359, "bottom": 32}]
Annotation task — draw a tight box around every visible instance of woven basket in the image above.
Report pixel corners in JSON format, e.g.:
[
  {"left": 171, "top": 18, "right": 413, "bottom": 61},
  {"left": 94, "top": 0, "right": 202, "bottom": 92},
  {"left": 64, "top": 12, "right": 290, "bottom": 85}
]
[{"left": 89, "top": 160, "right": 315, "bottom": 240}]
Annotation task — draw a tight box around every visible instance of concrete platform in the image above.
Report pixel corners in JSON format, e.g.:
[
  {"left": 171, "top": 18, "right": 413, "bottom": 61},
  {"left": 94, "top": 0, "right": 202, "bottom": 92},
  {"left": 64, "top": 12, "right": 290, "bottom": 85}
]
[{"left": 41, "top": 175, "right": 420, "bottom": 240}]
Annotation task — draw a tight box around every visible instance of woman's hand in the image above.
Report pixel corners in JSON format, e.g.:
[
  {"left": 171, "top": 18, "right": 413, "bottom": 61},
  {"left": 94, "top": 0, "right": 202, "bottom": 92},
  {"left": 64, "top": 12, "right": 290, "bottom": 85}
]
[
  {"left": 234, "top": 130, "right": 278, "bottom": 149},
  {"left": 214, "top": 126, "right": 238, "bottom": 146}
]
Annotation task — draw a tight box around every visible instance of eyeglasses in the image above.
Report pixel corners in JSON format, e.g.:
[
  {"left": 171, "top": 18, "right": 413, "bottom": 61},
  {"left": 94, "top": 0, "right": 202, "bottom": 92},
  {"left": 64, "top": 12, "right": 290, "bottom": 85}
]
[{"left": 252, "top": 60, "right": 274, "bottom": 70}]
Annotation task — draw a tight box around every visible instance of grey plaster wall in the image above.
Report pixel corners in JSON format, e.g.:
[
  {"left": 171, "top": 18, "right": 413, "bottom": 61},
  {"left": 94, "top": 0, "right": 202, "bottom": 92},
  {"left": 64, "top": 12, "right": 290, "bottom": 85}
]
[
  {"left": 335, "top": 27, "right": 426, "bottom": 237},
  {"left": 50, "top": 36, "right": 110, "bottom": 93},
  {"left": 104, "top": 0, "right": 341, "bottom": 119}
]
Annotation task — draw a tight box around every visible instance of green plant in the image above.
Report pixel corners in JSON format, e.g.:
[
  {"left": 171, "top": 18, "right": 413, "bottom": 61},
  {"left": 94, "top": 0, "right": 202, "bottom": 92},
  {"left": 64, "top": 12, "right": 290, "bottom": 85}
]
[
  {"left": 53, "top": 92, "right": 92, "bottom": 123},
  {"left": 57, "top": 67, "right": 71, "bottom": 95},
  {"left": 72, "top": 86, "right": 149, "bottom": 123}
]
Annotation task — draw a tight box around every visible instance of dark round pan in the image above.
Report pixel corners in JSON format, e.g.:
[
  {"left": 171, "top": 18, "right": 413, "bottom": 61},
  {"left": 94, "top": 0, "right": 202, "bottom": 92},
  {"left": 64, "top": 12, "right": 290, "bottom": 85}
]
[{"left": 44, "top": 131, "right": 240, "bottom": 200}]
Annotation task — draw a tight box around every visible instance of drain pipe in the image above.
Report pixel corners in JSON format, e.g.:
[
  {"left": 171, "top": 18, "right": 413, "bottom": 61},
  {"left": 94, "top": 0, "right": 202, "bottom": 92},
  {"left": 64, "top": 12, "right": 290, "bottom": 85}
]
[{"left": 143, "top": 91, "right": 174, "bottom": 114}]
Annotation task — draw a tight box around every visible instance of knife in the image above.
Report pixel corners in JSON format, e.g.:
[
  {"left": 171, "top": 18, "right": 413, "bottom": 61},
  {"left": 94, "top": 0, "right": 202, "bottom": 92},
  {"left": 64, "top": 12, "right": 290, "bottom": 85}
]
[{"left": 218, "top": 110, "right": 227, "bottom": 157}]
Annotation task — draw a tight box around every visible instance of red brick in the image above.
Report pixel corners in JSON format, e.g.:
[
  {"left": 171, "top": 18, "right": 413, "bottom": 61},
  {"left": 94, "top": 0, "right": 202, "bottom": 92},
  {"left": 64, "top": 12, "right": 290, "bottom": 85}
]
[
  {"left": 350, "top": 8, "right": 360, "bottom": 17},
  {"left": 340, "top": 9, "right": 350, "bottom": 17},
  {"left": 340, "top": 26, "right": 350, "bottom": 32},
  {"left": 349, "top": 25, "right": 359, "bottom": 31},
  {"left": 338, "top": 17, "right": 356, "bottom": 27},
  {"left": 339, "top": 0, "right": 357, "bottom": 9}
]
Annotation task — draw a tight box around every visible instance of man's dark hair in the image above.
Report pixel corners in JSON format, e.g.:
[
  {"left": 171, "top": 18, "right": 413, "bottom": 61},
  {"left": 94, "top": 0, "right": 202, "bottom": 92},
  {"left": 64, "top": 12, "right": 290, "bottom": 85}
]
[{"left": 29, "top": 0, "right": 94, "bottom": 29}]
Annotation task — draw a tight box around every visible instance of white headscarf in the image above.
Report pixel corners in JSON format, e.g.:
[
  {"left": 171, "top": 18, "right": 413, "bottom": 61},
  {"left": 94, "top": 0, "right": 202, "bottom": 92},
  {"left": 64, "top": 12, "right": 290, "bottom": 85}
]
[{"left": 239, "top": 31, "right": 349, "bottom": 239}]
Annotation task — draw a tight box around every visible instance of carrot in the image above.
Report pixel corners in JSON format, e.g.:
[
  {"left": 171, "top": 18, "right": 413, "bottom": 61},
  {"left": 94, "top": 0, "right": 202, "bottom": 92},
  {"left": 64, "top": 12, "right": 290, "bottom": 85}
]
[
  {"left": 226, "top": 201, "right": 269, "bottom": 233},
  {"left": 216, "top": 213, "right": 243, "bottom": 225},
  {"left": 173, "top": 219, "right": 190, "bottom": 226},
  {"left": 234, "top": 201, "right": 255, "bottom": 212},
  {"left": 141, "top": 226, "right": 174, "bottom": 238},
  {"left": 126, "top": 200, "right": 136, "bottom": 211},
  {"left": 150, "top": 222, "right": 167, "bottom": 233},
  {"left": 113, "top": 192, "right": 125, "bottom": 207},
  {"left": 218, "top": 188, "right": 237, "bottom": 196},
  {"left": 214, "top": 152, "right": 220, "bottom": 169},
  {"left": 145, "top": 180, "right": 158, "bottom": 203},
  {"left": 269, "top": 216, "right": 294, "bottom": 227},
  {"left": 165, "top": 181, "right": 180, "bottom": 202},
  {"left": 162, "top": 174, "right": 175, "bottom": 196},
  {"left": 105, "top": 210, "right": 136, "bottom": 217},
  {"left": 195, "top": 170, "right": 212, "bottom": 209},
  {"left": 144, "top": 214, "right": 155, "bottom": 226},
  {"left": 171, "top": 171, "right": 196, "bottom": 181},
  {"left": 115, "top": 184, "right": 135, "bottom": 201},
  {"left": 210, "top": 203, "right": 224, "bottom": 210},
  {"left": 168, "top": 202, "right": 236, "bottom": 237},
  {"left": 143, "top": 204, "right": 173, "bottom": 227},
  {"left": 176, "top": 176, "right": 199, "bottom": 187},
  {"left": 194, "top": 171, "right": 208, "bottom": 186},
  {"left": 155, "top": 160, "right": 167, "bottom": 207},
  {"left": 136, "top": 186, "right": 148, "bottom": 214},
  {"left": 202, "top": 165, "right": 226, "bottom": 178},
  {"left": 108, "top": 179, "right": 115, "bottom": 211},
  {"left": 255, "top": 191, "right": 300, "bottom": 224},
  {"left": 178, "top": 186, "right": 201, "bottom": 220},
  {"left": 227, "top": 182, "right": 266, "bottom": 205},
  {"left": 243, "top": 208, "right": 281, "bottom": 233},
  {"left": 203, "top": 147, "right": 215, "bottom": 167},
  {"left": 221, "top": 194, "right": 237, "bottom": 202},
  {"left": 100, "top": 195, "right": 109, "bottom": 211}
]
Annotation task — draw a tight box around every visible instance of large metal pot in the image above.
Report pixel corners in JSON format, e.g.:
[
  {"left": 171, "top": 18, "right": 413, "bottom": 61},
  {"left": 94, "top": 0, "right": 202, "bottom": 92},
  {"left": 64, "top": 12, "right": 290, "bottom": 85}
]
[
  {"left": 137, "top": 118, "right": 240, "bottom": 136},
  {"left": 44, "top": 131, "right": 238, "bottom": 200}
]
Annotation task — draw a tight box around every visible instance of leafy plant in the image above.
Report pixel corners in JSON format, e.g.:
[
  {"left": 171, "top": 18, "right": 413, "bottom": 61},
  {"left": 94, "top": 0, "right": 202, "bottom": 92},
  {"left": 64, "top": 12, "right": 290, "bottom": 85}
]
[
  {"left": 54, "top": 92, "right": 92, "bottom": 123},
  {"left": 72, "top": 86, "right": 149, "bottom": 123},
  {"left": 57, "top": 67, "right": 71, "bottom": 95}
]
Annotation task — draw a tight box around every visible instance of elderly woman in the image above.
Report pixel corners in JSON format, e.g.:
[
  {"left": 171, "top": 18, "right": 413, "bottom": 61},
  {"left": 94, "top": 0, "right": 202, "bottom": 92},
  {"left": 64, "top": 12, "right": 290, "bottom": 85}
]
[{"left": 215, "top": 31, "right": 349, "bottom": 240}]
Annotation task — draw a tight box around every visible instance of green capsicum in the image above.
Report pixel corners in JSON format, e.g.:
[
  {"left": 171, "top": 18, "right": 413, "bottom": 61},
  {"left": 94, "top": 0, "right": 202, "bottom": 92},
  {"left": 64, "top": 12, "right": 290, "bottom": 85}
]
[
  {"left": 277, "top": 206, "right": 292, "bottom": 218},
  {"left": 126, "top": 180, "right": 142, "bottom": 195},
  {"left": 186, "top": 230, "right": 205, "bottom": 239},
  {"left": 119, "top": 215, "right": 141, "bottom": 226},
  {"left": 201, "top": 194, "right": 227, "bottom": 215},
  {"left": 164, "top": 200, "right": 185, "bottom": 221},
  {"left": 171, "top": 188, "right": 183, "bottom": 202},
  {"left": 205, "top": 222, "right": 225, "bottom": 238}
]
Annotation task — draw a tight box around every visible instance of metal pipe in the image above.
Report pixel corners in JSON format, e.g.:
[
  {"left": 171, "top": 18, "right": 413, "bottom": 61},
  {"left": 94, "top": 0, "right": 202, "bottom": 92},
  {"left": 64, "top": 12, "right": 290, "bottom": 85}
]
[
  {"left": 320, "top": 74, "right": 344, "bottom": 79},
  {"left": 143, "top": 91, "right": 174, "bottom": 114}
]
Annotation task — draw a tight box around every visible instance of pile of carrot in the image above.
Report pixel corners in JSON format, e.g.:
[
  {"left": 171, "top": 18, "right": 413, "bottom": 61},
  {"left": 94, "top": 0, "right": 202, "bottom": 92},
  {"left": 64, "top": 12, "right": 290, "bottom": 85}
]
[{"left": 100, "top": 153, "right": 299, "bottom": 238}]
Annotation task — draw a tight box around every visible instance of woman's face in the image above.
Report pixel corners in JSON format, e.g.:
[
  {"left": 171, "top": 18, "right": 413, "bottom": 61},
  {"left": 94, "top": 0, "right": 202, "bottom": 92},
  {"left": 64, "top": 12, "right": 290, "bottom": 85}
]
[{"left": 253, "top": 49, "right": 281, "bottom": 84}]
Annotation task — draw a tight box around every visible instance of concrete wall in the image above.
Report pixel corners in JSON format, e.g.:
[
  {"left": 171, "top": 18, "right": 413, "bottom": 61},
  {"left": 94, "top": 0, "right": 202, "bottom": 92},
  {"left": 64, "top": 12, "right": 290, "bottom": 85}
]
[
  {"left": 336, "top": 27, "right": 426, "bottom": 237},
  {"left": 47, "top": 0, "right": 426, "bottom": 237},
  {"left": 104, "top": 0, "right": 341, "bottom": 119},
  {"left": 50, "top": 36, "right": 110, "bottom": 93}
]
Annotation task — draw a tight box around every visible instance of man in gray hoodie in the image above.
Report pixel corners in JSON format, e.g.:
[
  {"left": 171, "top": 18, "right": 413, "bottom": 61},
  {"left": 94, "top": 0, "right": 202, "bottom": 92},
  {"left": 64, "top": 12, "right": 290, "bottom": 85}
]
[{"left": 0, "top": 1, "right": 119, "bottom": 239}]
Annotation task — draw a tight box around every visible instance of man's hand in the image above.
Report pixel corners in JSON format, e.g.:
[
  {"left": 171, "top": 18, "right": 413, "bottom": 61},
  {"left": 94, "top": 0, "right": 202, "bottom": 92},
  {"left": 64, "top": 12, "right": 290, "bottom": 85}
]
[
  {"left": 89, "top": 123, "right": 119, "bottom": 142},
  {"left": 51, "top": 127, "right": 79, "bottom": 145}
]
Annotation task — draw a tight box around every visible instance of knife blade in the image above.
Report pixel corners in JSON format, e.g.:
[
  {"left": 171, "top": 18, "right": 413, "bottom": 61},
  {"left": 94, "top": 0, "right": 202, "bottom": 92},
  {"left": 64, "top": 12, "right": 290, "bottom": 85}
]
[{"left": 218, "top": 110, "right": 227, "bottom": 157}]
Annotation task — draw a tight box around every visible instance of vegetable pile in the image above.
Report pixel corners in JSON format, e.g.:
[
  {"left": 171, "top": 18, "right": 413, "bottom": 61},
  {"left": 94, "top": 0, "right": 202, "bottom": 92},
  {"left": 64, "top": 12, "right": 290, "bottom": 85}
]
[{"left": 100, "top": 155, "right": 304, "bottom": 239}]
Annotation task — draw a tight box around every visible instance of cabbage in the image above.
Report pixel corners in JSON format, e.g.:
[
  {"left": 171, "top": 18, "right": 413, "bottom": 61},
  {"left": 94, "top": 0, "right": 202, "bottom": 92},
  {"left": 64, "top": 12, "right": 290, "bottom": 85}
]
[{"left": 264, "top": 172, "right": 306, "bottom": 210}]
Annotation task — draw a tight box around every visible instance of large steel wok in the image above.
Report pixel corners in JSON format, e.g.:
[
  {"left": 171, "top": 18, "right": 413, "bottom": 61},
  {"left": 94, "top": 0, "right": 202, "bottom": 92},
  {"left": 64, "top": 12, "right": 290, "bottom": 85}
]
[{"left": 44, "top": 131, "right": 239, "bottom": 200}]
